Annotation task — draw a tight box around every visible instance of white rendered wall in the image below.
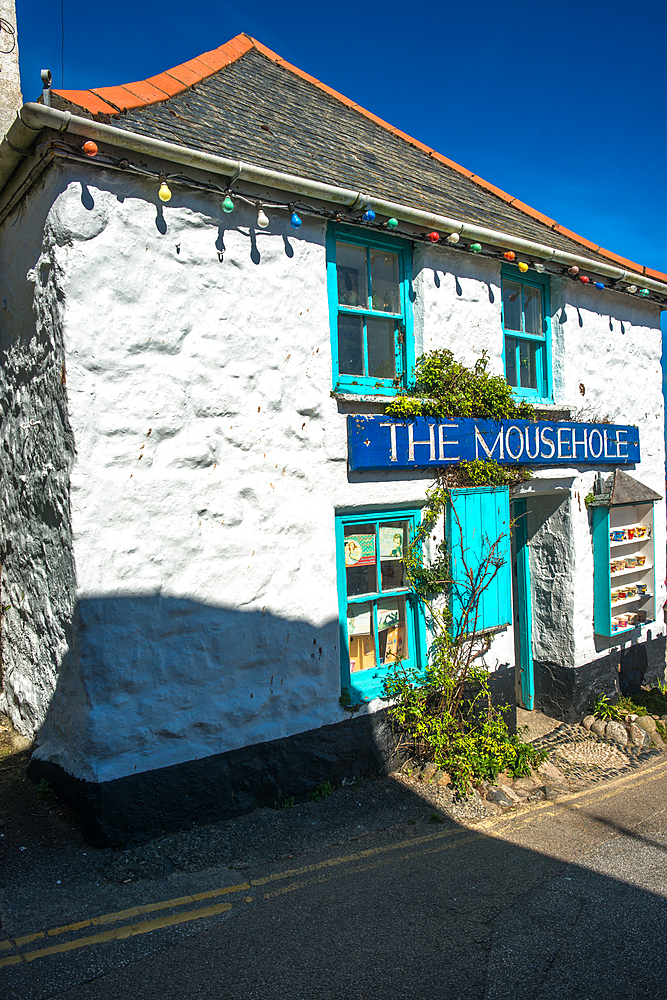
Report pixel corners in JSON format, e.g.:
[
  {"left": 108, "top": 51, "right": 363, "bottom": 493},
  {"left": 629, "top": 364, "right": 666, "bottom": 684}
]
[{"left": 3, "top": 161, "right": 664, "bottom": 783}]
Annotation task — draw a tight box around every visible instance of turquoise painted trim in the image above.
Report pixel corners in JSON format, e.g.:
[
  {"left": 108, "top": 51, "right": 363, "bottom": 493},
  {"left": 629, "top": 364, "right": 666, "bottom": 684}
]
[
  {"left": 592, "top": 503, "right": 657, "bottom": 637},
  {"left": 501, "top": 264, "right": 552, "bottom": 403},
  {"left": 446, "top": 486, "right": 512, "bottom": 634},
  {"left": 513, "top": 499, "right": 534, "bottom": 710},
  {"left": 327, "top": 224, "right": 414, "bottom": 396},
  {"left": 591, "top": 507, "right": 612, "bottom": 637},
  {"left": 335, "top": 507, "right": 424, "bottom": 702}
]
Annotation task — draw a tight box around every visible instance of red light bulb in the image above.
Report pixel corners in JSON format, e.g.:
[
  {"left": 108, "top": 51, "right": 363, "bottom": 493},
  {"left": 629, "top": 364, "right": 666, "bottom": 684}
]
[
  {"left": 503, "top": 251, "right": 515, "bottom": 261},
  {"left": 427, "top": 231, "right": 439, "bottom": 242},
  {"left": 579, "top": 275, "right": 589, "bottom": 284},
  {"left": 82, "top": 141, "right": 98, "bottom": 157}
]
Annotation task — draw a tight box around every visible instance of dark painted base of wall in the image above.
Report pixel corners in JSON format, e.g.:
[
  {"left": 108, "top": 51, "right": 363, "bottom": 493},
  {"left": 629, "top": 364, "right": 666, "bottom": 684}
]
[
  {"left": 534, "top": 634, "right": 667, "bottom": 722},
  {"left": 28, "top": 709, "right": 402, "bottom": 848},
  {"left": 28, "top": 666, "right": 518, "bottom": 848}
]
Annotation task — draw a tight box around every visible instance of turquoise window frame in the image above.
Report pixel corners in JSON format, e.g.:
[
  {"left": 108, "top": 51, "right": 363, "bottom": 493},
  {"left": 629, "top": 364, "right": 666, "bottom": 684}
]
[
  {"left": 335, "top": 508, "right": 426, "bottom": 702},
  {"left": 501, "top": 264, "right": 552, "bottom": 401},
  {"left": 327, "top": 224, "right": 414, "bottom": 396}
]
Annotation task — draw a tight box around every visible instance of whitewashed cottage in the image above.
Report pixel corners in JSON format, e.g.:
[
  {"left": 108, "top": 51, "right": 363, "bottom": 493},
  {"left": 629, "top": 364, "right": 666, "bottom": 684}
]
[{"left": 0, "top": 33, "right": 665, "bottom": 843}]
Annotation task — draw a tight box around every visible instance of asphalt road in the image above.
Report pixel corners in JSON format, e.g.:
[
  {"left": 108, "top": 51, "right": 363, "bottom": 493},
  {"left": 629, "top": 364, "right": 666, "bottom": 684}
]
[{"left": 3, "top": 758, "right": 667, "bottom": 1000}]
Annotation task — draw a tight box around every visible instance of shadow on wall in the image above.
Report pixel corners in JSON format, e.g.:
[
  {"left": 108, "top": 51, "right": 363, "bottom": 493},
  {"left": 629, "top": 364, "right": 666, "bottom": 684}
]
[{"left": 26, "top": 594, "right": 404, "bottom": 847}]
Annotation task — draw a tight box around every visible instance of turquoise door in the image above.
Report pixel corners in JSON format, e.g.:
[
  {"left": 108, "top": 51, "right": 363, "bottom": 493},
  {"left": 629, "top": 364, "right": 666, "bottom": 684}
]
[{"left": 511, "top": 499, "right": 534, "bottom": 709}]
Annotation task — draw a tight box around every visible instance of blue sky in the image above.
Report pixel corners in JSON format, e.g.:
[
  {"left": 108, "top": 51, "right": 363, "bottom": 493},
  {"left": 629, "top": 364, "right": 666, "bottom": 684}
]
[{"left": 15, "top": 0, "right": 667, "bottom": 279}]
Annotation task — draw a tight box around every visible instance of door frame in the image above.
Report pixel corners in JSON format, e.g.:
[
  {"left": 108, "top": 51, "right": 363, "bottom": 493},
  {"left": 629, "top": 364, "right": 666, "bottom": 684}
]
[{"left": 511, "top": 499, "right": 534, "bottom": 709}]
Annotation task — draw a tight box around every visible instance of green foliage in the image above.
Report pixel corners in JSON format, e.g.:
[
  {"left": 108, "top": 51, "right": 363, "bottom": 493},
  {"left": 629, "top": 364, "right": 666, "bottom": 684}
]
[
  {"left": 339, "top": 688, "right": 362, "bottom": 713},
  {"left": 458, "top": 459, "right": 531, "bottom": 488},
  {"left": 35, "top": 778, "right": 56, "bottom": 802},
  {"left": 309, "top": 781, "right": 334, "bottom": 801},
  {"left": 385, "top": 350, "right": 536, "bottom": 422},
  {"left": 274, "top": 796, "right": 295, "bottom": 809},
  {"left": 584, "top": 492, "right": 596, "bottom": 508},
  {"left": 593, "top": 693, "right": 621, "bottom": 720},
  {"left": 385, "top": 661, "right": 547, "bottom": 796}
]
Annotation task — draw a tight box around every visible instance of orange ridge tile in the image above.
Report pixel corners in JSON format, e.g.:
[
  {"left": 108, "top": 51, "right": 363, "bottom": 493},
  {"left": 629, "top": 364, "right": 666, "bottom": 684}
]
[
  {"left": 51, "top": 89, "right": 118, "bottom": 115},
  {"left": 91, "top": 86, "right": 147, "bottom": 112},
  {"left": 122, "top": 80, "right": 172, "bottom": 104},
  {"left": 145, "top": 72, "right": 187, "bottom": 98},
  {"left": 644, "top": 266, "right": 667, "bottom": 282},
  {"left": 595, "top": 249, "right": 645, "bottom": 274}
]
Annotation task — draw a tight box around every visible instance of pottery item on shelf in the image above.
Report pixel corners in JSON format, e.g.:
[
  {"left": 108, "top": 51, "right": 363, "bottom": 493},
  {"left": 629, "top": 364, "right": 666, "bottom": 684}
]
[
  {"left": 610, "top": 530, "right": 625, "bottom": 542},
  {"left": 636, "top": 584, "right": 647, "bottom": 595},
  {"left": 636, "top": 555, "right": 647, "bottom": 567}
]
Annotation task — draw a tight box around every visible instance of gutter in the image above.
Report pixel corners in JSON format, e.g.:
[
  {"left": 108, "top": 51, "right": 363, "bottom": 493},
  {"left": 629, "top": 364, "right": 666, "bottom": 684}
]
[{"left": 3, "top": 102, "right": 666, "bottom": 295}]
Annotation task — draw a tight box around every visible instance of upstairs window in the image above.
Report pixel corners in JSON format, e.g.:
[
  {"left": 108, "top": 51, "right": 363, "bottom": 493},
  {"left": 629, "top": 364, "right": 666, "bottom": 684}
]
[
  {"left": 327, "top": 226, "right": 413, "bottom": 396},
  {"left": 501, "top": 267, "right": 551, "bottom": 399}
]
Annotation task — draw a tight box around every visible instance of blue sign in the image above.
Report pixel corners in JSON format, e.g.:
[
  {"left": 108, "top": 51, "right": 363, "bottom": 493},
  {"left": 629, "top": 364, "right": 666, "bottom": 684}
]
[{"left": 347, "top": 416, "right": 640, "bottom": 471}]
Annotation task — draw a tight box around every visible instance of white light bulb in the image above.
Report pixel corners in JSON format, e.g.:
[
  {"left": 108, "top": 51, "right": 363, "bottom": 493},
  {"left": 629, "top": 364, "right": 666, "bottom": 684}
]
[
  {"left": 446, "top": 233, "right": 460, "bottom": 244},
  {"left": 533, "top": 262, "right": 546, "bottom": 273},
  {"left": 256, "top": 205, "right": 269, "bottom": 229},
  {"left": 626, "top": 284, "right": 637, "bottom": 293}
]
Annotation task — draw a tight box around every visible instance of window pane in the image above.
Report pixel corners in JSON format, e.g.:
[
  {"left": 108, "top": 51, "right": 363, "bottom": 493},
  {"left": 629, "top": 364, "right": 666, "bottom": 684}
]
[
  {"left": 380, "top": 522, "right": 408, "bottom": 591},
  {"left": 367, "top": 317, "right": 396, "bottom": 378},
  {"left": 524, "top": 284, "right": 543, "bottom": 336},
  {"left": 370, "top": 250, "right": 400, "bottom": 313},
  {"left": 347, "top": 601, "right": 376, "bottom": 672},
  {"left": 502, "top": 280, "right": 522, "bottom": 332},
  {"left": 505, "top": 336, "right": 517, "bottom": 386},
  {"left": 337, "top": 242, "right": 368, "bottom": 308},
  {"left": 344, "top": 524, "right": 377, "bottom": 596},
  {"left": 338, "top": 314, "right": 364, "bottom": 375},
  {"left": 377, "top": 595, "right": 408, "bottom": 664},
  {"left": 519, "top": 339, "right": 538, "bottom": 390}
]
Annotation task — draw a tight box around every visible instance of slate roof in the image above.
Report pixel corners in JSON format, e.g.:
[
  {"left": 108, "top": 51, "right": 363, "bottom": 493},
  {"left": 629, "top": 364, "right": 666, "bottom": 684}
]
[
  {"left": 50, "top": 35, "right": 665, "bottom": 282},
  {"left": 601, "top": 471, "right": 662, "bottom": 506}
]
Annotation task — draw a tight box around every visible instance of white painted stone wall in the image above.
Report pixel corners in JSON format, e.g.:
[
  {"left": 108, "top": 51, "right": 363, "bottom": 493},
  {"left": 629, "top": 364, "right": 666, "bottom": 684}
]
[
  {"left": 0, "top": 0, "right": 21, "bottom": 136},
  {"left": 1, "top": 159, "right": 664, "bottom": 783}
]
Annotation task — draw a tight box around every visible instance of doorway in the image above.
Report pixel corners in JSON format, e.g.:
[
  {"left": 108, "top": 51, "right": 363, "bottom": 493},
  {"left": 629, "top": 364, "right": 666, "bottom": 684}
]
[{"left": 511, "top": 499, "right": 534, "bottom": 709}]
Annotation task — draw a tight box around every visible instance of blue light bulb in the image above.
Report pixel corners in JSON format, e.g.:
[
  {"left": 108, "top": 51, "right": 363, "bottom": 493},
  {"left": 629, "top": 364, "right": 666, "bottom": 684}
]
[
  {"left": 290, "top": 211, "right": 302, "bottom": 229},
  {"left": 594, "top": 282, "right": 604, "bottom": 290},
  {"left": 362, "top": 209, "right": 376, "bottom": 222}
]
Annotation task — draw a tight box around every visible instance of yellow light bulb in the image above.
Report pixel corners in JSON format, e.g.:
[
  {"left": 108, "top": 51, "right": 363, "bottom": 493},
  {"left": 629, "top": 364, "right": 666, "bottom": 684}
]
[
  {"left": 158, "top": 181, "right": 172, "bottom": 203},
  {"left": 518, "top": 261, "right": 529, "bottom": 273}
]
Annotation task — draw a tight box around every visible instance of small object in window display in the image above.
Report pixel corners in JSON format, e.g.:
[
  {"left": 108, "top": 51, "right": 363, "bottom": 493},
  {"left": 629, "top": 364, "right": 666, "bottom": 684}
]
[
  {"left": 446, "top": 233, "right": 460, "bottom": 244},
  {"left": 568, "top": 265, "right": 579, "bottom": 276},
  {"left": 617, "top": 615, "right": 629, "bottom": 628},
  {"left": 626, "top": 285, "right": 637, "bottom": 293},
  {"left": 82, "top": 141, "right": 98, "bottom": 157},
  {"left": 222, "top": 193, "right": 235, "bottom": 213},
  {"left": 636, "top": 555, "right": 647, "bottom": 567},
  {"left": 610, "top": 530, "right": 625, "bottom": 541},
  {"left": 626, "top": 586, "right": 637, "bottom": 599},
  {"left": 639, "top": 288, "right": 650, "bottom": 297},
  {"left": 636, "top": 526, "right": 648, "bottom": 539},
  {"left": 362, "top": 209, "right": 376, "bottom": 222},
  {"left": 256, "top": 204, "right": 270, "bottom": 229},
  {"left": 636, "top": 584, "right": 648, "bottom": 595},
  {"left": 426, "top": 231, "right": 440, "bottom": 242},
  {"left": 290, "top": 210, "right": 302, "bottom": 229},
  {"left": 386, "top": 218, "right": 399, "bottom": 230},
  {"left": 518, "top": 262, "right": 529, "bottom": 273},
  {"left": 579, "top": 275, "right": 589, "bottom": 284},
  {"left": 469, "top": 243, "right": 482, "bottom": 253},
  {"left": 595, "top": 282, "right": 605, "bottom": 290},
  {"left": 503, "top": 251, "right": 516, "bottom": 261}
]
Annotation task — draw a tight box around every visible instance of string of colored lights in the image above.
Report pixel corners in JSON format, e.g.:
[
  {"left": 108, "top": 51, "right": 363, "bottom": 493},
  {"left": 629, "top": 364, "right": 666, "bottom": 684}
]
[{"left": 45, "top": 138, "right": 665, "bottom": 304}]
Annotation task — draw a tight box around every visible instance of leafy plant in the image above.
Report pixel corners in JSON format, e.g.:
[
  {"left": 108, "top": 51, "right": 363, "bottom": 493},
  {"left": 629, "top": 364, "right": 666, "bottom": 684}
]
[
  {"left": 35, "top": 778, "right": 56, "bottom": 802},
  {"left": 274, "top": 796, "right": 295, "bottom": 809},
  {"left": 385, "top": 350, "right": 536, "bottom": 422},
  {"left": 309, "top": 781, "right": 334, "bottom": 802}
]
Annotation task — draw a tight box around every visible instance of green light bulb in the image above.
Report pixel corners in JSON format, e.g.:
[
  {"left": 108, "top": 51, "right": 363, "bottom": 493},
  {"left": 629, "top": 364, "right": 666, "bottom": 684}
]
[
  {"left": 470, "top": 243, "right": 482, "bottom": 253},
  {"left": 222, "top": 194, "right": 234, "bottom": 213},
  {"left": 387, "top": 218, "right": 399, "bottom": 230}
]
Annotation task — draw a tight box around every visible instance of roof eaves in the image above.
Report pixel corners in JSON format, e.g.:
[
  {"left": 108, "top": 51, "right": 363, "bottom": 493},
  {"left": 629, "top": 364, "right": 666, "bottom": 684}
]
[{"left": 49, "top": 33, "right": 667, "bottom": 284}]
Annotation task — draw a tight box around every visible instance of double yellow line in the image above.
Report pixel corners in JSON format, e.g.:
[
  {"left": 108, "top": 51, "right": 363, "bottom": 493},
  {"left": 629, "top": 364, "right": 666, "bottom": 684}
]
[{"left": 2, "top": 756, "right": 665, "bottom": 970}]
